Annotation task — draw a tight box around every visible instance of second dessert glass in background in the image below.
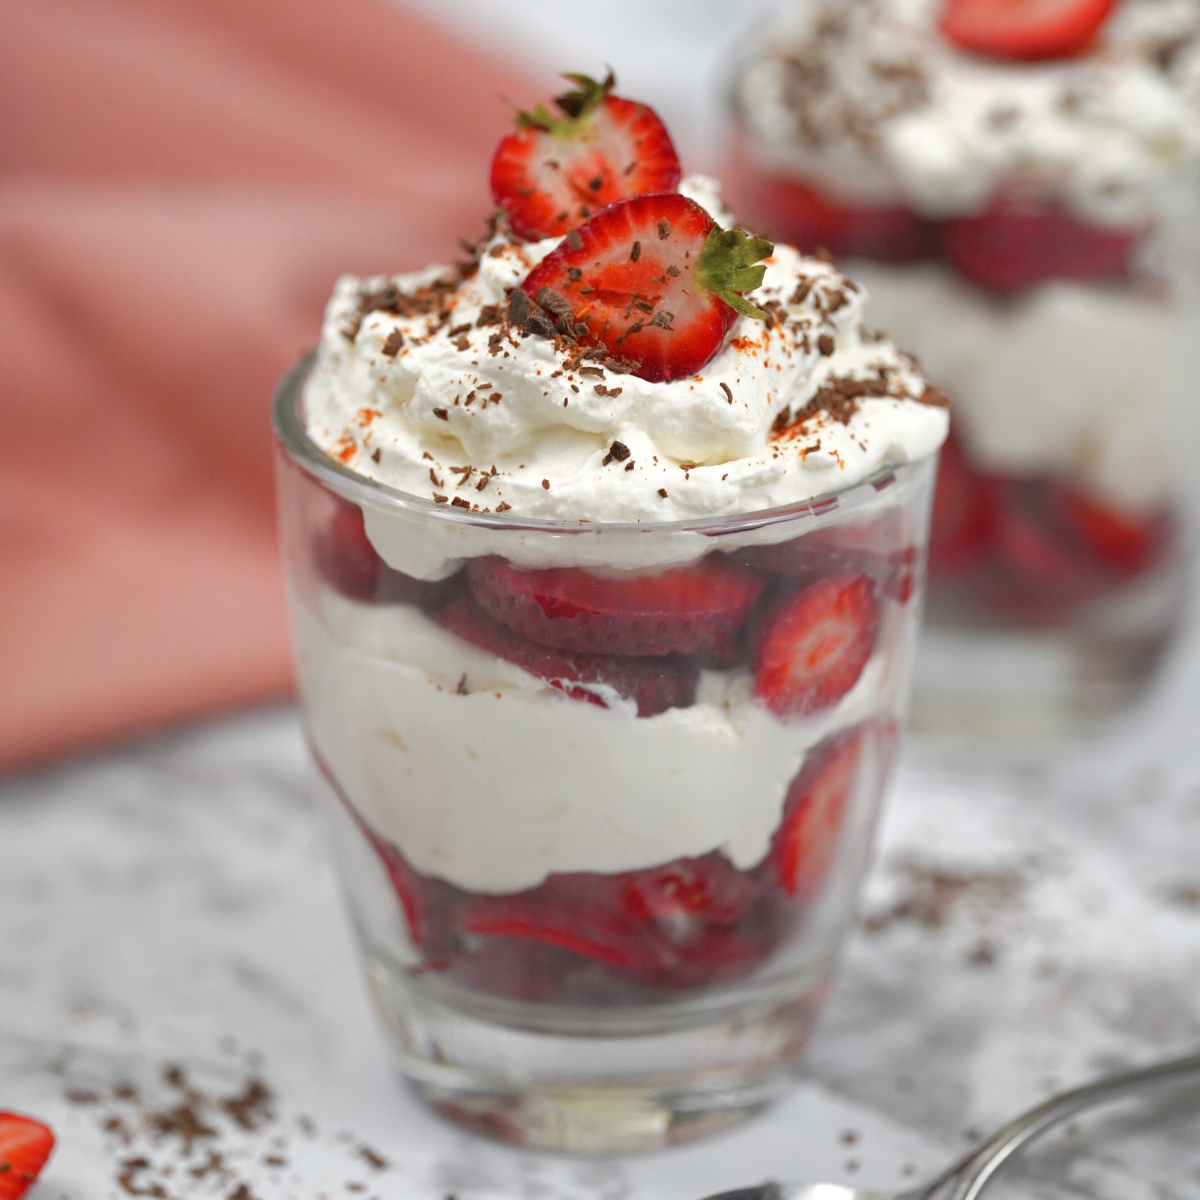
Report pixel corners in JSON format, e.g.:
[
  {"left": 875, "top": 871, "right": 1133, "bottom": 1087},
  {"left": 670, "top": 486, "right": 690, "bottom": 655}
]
[{"left": 732, "top": 0, "right": 1200, "bottom": 741}]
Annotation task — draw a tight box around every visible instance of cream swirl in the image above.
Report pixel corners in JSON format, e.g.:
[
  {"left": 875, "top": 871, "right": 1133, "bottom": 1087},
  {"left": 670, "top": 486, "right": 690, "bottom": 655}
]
[{"left": 302, "top": 176, "right": 948, "bottom": 549}]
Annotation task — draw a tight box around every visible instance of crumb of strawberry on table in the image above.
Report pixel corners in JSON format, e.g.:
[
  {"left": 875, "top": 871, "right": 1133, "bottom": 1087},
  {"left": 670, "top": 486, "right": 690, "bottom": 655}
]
[{"left": 0, "top": 1112, "right": 54, "bottom": 1200}]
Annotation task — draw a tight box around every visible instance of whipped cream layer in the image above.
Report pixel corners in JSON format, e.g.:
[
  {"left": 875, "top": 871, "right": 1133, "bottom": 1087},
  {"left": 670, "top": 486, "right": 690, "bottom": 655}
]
[
  {"left": 303, "top": 177, "right": 947, "bottom": 580},
  {"left": 737, "top": 0, "right": 1200, "bottom": 225},
  {"left": 853, "top": 260, "right": 1200, "bottom": 507},
  {"left": 295, "top": 586, "right": 908, "bottom": 894}
]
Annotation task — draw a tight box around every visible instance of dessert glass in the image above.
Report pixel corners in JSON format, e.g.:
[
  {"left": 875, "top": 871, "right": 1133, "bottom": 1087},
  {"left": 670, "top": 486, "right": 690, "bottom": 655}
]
[
  {"left": 274, "top": 356, "right": 939, "bottom": 1153},
  {"left": 731, "top": 0, "right": 1200, "bottom": 740}
]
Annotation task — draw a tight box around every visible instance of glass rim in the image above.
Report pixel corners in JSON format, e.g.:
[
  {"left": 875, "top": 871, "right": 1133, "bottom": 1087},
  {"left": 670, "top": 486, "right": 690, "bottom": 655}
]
[{"left": 273, "top": 353, "right": 935, "bottom": 539}]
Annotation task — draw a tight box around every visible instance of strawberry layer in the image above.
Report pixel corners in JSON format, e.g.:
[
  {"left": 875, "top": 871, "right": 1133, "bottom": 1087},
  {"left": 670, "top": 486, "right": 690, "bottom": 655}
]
[{"left": 293, "top": 583, "right": 907, "bottom": 894}]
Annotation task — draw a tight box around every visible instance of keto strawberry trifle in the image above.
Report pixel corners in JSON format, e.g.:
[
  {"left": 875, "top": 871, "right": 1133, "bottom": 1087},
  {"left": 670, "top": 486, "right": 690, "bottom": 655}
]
[
  {"left": 274, "top": 73, "right": 947, "bottom": 1151},
  {"left": 734, "top": 0, "right": 1200, "bottom": 733}
]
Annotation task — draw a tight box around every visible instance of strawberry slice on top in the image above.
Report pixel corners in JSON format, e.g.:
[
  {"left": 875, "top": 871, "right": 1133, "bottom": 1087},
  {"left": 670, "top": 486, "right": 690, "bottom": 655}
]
[
  {"left": 520, "top": 191, "right": 774, "bottom": 382},
  {"left": 939, "top": 0, "right": 1117, "bottom": 61},
  {"left": 490, "top": 71, "right": 681, "bottom": 242}
]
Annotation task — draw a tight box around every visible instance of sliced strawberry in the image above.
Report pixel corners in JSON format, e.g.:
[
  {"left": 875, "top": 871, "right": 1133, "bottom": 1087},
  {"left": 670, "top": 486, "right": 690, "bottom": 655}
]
[
  {"left": 314, "top": 500, "right": 463, "bottom": 607},
  {"left": 753, "top": 574, "right": 880, "bottom": 717},
  {"left": 619, "top": 854, "right": 758, "bottom": 930},
  {"left": 0, "top": 1113, "right": 55, "bottom": 1200},
  {"left": 433, "top": 592, "right": 698, "bottom": 716},
  {"left": 1051, "top": 487, "right": 1169, "bottom": 576},
  {"left": 467, "top": 554, "right": 765, "bottom": 657},
  {"left": 490, "top": 71, "right": 681, "bottom": 242},
  {"left": 928, "top": 426, "right": 998, "bottom": 575},
  {"left": 769, "top": 728, "right": 865, "bottom": 900},
  {"left": 944, "top": 201, "right": 1137, "bottom": 292},
  {"left": 520, "top": 191, "right": 774, "bottom": 382},
  {"left": 457, "top": 853, "right": 764, "bottom": 983},
  {"left": 740, "top": 511, "right": 918, "bottom": 603},
  {"left": 742, "top": 174, "right": 937, "bottom": 263},
  {"left": 940, "top": 0, "right": 1117, "bottom": 60},
  {"left": 314, "top": 501, "right": 381, "bottom": 599}
]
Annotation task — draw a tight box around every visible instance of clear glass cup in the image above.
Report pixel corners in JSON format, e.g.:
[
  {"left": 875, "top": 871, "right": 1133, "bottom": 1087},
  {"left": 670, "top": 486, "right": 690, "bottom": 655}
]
[
  {"left": 274, "top": 357, "right": 939, "bottom": 1153},
  {"left": 730, "top": 3, "right": 1200, "bottom": 741}
]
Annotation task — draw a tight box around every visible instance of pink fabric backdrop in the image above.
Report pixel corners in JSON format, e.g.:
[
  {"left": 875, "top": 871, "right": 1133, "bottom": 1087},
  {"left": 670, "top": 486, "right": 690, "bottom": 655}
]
[{"left": 0, "top": 0, "right": 546, "bottom": 772}]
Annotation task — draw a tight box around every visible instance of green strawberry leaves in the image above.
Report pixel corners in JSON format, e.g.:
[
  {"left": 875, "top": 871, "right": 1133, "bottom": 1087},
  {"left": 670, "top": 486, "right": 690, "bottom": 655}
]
[
  {"left": 696, "top": 228, "right": 775, "bottom": 320},
  {"left": 516, "top": 71, "right": 616, "bottom": 137}
]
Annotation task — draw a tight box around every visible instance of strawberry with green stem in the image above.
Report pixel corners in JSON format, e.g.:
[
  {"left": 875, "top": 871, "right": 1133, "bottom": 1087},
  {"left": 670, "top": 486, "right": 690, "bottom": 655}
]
[
  {"left": 520, "top": 192, "right": 774, "bottom": 382},
  {"left": 490, "top": 71, "right": 681, "bottom": 242}
]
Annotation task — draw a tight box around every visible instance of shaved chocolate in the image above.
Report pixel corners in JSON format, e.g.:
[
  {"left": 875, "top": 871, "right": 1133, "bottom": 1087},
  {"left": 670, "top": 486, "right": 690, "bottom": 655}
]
[
  {"left": 381, "top": 329, "right": 404, "bottom": 357},
  {"left": 602, "top": 440, "right": 631, "bottom": 465},
  {"left": 817, "top": 333, "right": 835, "bottom": 356}
]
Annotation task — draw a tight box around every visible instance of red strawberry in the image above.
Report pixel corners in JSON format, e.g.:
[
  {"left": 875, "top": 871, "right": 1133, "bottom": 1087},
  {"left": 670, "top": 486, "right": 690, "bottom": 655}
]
[
  {"left": 0, "top": 1113, "right": 54, "bottom": 1200},
  {"left": 742, "top": 174, "right": 937, "bottom": 263},
  {"left": 314, "top": 500, "right": 464, "bottom": 607},
  {"left": 457, "top": 854, "right": 763, "bottom": 983},
  {"left": 770, "top": 728, "right": 865, "bottom": 900},
  {"left": 944, "top": 201, "right": 1137, "bottom": 292},
  {"left": 467, "top": 554, "right": 765, "bottom": 657},
  {"left": 753, "top": 574, "right": 880, "bottom": 716},
  {"left": 740, "top": 511, "right": 918, "bottom": 603},
  {"left": 1052, "top": 487, "right": 1168, "bottom": 576},
  {"left": 314, "top": 501, "right": 381, "bottom": 600},
  {"left": 940, "top": 0, "right": 1117, "bottom": 60},
  {"left": 928, "top": 427, "right": 998, "bottom": 575},
  {"left": 520, "top": 191, "right": 774, "bottom": 382},
  {"left": 490, "top": 71, "right": 681, "bottom": 242},
  {"left": 433, "top": 592, "right": 698, "bottom": 716}
]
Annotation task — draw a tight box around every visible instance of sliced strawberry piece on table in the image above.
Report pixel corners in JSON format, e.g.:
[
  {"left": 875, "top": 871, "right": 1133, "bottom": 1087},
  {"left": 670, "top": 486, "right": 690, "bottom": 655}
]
[
  {"left": 0, "top": 1112, "right": 55, "bottom": 1200},
  {"left": 742, "top": 175, "right": 937, "bottom": 263},
  {"left": 520, "top": 191, "right": 774, "bottom": 382},
  {"left": 940, "top": 0, "right": 1117, "bottom": 59},
  {"left": 944, "top": 201, "right": 1137, "bottom": 292},
  {"left": 490, "top": 71, "right": 681, "bottom": 242},
  {"left": 434, "top": 592, "right": 698, "bottom": 715},
  {"left": 467, "top": 555, "right": 765, "bottom": 657},
  {"left": 769, "top": 727, "right": 867, "bottom": 901},
  {"left": 754, "top": 574, "right": 881, "bottom": 717}
]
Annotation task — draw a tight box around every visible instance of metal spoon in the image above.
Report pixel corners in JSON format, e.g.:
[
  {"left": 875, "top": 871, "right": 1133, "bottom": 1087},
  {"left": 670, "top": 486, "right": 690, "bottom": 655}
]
[{"left": 705, "top": 1051, "right": 1200, "bottom": 1200}]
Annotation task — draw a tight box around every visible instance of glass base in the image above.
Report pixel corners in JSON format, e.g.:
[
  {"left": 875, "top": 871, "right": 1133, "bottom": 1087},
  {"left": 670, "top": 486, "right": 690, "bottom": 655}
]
[
  {"left": 911, "top": 555, "right": 1188, "bottom": 743},
  {"left": 359, "top": 950, "right": 829, "bottom": 1154}
]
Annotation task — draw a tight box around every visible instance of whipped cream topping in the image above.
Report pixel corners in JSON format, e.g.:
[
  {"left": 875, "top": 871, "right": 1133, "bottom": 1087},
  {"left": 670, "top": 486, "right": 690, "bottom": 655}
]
[
  {"left": 296, "top": 586, "right": 909, "bottom": 893},
  {"left": 303, "top": 176, "right": 948, "bottom": 571},
  {"left": 736, "top": 0, "right": 1200, "bottom": 224}
]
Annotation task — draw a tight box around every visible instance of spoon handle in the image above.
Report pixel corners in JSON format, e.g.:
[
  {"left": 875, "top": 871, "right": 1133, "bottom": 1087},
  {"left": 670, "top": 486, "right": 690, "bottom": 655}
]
[{"left": 919, "top": 1050, "right": 1200, "bottom": 1200}]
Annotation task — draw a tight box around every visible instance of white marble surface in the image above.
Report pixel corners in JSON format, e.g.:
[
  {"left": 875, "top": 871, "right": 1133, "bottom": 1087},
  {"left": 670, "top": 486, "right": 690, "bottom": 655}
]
[{"left": 4, "top": 590, "right": 1200, "bottom": 1199}]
